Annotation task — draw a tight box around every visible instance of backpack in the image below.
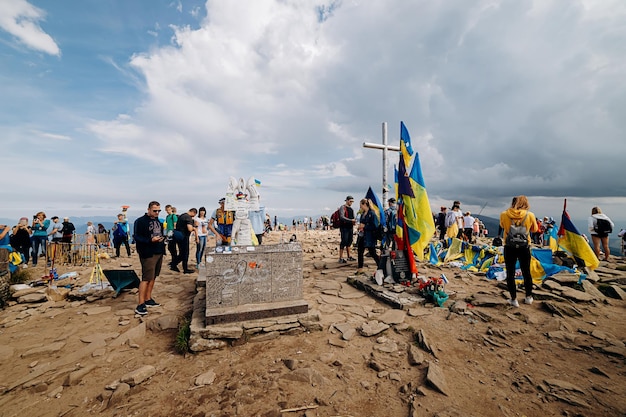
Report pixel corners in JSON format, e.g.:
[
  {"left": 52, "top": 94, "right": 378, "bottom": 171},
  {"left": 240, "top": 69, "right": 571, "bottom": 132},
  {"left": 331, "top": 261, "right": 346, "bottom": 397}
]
[
  {"left": 505, "top": 213, "right": 529, "bottom": 248},
  {"left": 594, "top": 218, "right": 612, "bottom": 235},
  {"left": 385, "top": 208, "right": 397, "bottom": 233},
  {"left": 113, "top": 223, "right": 128, "bottom": 239},
  {"left": 330, "top": 206, "right": 347, "bottom": 229}
]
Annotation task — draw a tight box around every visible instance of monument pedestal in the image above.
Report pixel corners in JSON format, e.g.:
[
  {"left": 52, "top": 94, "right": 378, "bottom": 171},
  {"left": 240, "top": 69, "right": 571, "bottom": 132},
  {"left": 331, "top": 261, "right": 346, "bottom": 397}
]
[{"left": 190, "top": 242, "right": 314, "bottom": 350}]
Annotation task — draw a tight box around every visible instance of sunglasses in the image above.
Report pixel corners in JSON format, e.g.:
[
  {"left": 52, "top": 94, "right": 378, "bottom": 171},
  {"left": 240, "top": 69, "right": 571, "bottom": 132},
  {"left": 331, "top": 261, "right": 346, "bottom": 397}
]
[{"left": 151, "top": 209, "right": 161, "bottom": 213}]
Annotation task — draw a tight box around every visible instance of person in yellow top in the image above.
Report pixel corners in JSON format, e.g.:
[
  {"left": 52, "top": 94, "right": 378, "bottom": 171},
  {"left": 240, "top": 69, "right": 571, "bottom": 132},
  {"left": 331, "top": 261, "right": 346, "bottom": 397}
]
[{"left": 499, "top": 195, "right": 538, "bottom": 307}]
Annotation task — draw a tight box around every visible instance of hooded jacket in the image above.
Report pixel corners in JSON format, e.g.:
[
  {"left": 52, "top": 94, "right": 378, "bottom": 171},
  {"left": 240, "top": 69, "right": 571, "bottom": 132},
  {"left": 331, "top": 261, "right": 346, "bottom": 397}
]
[{"left": 499, "top": 208, "right": 538, "bottom": 246}]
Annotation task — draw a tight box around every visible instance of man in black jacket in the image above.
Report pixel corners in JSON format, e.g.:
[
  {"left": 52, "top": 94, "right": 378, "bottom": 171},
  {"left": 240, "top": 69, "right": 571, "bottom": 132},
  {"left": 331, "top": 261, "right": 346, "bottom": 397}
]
[
  {"left": 133, "top": 201, "right": 166, "bottom": 316},
  {"left": 171, "top": 207, "right": 197, "bottom": 274}
]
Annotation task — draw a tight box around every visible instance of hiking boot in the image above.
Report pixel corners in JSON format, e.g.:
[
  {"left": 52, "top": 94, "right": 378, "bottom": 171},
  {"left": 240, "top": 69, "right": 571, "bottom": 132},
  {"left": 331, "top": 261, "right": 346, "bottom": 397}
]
[
  {"left": 145, "top": 299, "right": 160, "bottom": 307},
  {"left": 135, "top": 304, "right": 148, "bottom": 315},
  {"left": 347, "top": 257, "right": 356, "bottom": 261},
  {"left": 170, "top": 265, "right": 180, "bottom": 272},
  {"left": 183, "top": 269, "right": 195, "bottom": 274},
  {"left": 524, "top": 296, "right": 533, "bottom": 305},
  {"left": 507, "top": 299, "right": 519, "bottom": 308},
  {"left": 338, "top": 258, "right": 347, "bottom": 264}
]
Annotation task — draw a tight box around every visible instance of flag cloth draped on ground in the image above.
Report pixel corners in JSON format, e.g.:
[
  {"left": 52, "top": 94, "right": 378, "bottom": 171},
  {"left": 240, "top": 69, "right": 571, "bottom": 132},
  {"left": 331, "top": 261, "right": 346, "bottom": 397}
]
[
  {"left": 365, "top": 186, "right": 386, "bottom": 229},
  {"left": 396, "top": 121, "right": 435, "bottom": 264},
  {"left": 557, "top": 200, "right": 599, "bottom": 270}
]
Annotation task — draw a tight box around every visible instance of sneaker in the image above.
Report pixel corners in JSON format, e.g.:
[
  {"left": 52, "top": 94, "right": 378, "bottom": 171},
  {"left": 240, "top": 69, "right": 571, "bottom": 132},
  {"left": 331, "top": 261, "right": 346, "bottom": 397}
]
[
  {"left": 507, "top": 299, "right": 519, "bottom": 308},
  {"left": 338, "top": 258, "right": 347, "bottom": 264},
  {"left": 145, "top": 299, "right": 160, "bottom": 307},
  {"left": 170, "top": 265, "right": 180, "bottom": 272},
  {"left": 347, "top": 257, "right": 356, "bottom": 261},
  {"left": 524, "top": 296, "right": 533, "bottom": 305},
  {"left": 135, "top": 304, "right": 148, "bottom": 315},
  {"left": 183, "top": 269, "right": 195, "bottom": 274}
]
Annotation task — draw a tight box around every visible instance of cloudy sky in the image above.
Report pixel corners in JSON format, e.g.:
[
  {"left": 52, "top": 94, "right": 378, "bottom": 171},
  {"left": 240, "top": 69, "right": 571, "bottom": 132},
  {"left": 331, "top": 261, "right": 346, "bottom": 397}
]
[{"left": 1, "top": 0, "right": 624, "bottom": 224}]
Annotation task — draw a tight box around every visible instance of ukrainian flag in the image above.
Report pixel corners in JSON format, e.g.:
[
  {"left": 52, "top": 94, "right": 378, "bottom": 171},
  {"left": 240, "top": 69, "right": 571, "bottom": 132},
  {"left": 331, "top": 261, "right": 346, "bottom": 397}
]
[
  {"left": 397, "top": 121, "right": 435, "bottom": 261},
  {"left": 365, "top": 186, "right": 386, "bottom": 227},
  {"left": 558, "top": 206, "right": 599, "bottom": 270}
]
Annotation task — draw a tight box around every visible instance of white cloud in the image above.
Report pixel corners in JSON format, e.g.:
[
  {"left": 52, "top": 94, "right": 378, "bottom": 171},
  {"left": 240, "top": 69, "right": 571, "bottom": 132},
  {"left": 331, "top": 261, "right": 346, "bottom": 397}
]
[{"left": 0, "top": 0, "right": 60, "bottom": 55}]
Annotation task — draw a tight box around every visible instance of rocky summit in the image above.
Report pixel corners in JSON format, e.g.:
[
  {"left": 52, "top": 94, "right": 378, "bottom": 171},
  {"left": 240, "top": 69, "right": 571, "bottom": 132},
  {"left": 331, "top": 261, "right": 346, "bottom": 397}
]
[{"left": 0, "top": 230, "right": 624, "bottom": 417}]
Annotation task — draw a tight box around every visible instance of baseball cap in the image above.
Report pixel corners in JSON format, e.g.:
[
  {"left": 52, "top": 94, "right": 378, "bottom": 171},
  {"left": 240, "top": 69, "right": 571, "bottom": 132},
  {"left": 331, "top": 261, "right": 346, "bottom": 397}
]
[
  {"left": 388, "top": 198, "right": 396, "bottom": 203},
  {"left": 219, "top": 198, "right": 225, "bottom": 203},
  {"left": 346, "top": 195, "right": 354, "bottom": 201}
]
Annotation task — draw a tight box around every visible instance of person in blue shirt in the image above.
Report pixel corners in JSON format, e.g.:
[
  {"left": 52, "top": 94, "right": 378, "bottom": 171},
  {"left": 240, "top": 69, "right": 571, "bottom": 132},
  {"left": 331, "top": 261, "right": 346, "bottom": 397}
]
[
  {"left": 112, "top": 213, "right": 131, "bottom": 257},
  {"left": 31, "top": 211, "right": 49, "bottom": 266}
]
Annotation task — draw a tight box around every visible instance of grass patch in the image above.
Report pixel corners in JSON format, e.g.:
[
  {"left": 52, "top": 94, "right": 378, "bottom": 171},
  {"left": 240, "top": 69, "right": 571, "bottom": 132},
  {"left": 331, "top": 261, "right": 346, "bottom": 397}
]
[
  {"left": 10, "top": 267, "right": 32, "bottom": 285},
  {"left": 174, "top": 316, "right": 191, "bottom": 354}
]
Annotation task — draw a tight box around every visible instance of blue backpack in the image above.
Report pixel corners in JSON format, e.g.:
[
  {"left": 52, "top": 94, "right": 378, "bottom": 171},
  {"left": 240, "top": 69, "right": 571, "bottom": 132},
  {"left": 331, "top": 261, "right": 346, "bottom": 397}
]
[{"left": 113, "top": 223, "right": 128, "bottom": 239}]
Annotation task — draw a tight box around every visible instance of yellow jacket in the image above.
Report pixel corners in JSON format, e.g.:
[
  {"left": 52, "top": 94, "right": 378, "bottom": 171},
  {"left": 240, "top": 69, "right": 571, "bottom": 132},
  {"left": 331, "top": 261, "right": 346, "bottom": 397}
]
[{"left": 499, "top": 208, "right": 538, "bottom": 245}]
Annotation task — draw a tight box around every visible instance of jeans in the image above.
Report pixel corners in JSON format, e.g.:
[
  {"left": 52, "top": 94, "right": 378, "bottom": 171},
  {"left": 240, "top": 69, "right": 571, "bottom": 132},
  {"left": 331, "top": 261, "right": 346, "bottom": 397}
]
[
  {"left": 31, "top": 235, "right": 47, "bottom": 265},
  {"left": 174, "top": 235, "right": 190, "bottom": 270},
  {"left": 196, "top": 235, "right": 207, "bottom": 265}
]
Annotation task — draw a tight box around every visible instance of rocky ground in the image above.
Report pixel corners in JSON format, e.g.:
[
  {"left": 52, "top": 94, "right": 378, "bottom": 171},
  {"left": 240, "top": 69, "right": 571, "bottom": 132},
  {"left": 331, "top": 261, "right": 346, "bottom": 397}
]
[{"left": 0, "top": 230, "right": 625, "bottom": 417}]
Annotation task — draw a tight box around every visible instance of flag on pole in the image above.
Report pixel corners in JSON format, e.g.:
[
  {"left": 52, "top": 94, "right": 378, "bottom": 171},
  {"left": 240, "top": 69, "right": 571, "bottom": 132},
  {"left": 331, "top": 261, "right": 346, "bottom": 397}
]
[
  {"left": 557, "top": 200, "right": 599, "bottom": 270},
  {"left": 396, "top": 121, "right": 436, "bottom": 262},
  {"left": 365, "top": 186, "right": 386, "bottom": 228},
  {"left": 254, "top": 178, "right": 261, "bottom": 186}
]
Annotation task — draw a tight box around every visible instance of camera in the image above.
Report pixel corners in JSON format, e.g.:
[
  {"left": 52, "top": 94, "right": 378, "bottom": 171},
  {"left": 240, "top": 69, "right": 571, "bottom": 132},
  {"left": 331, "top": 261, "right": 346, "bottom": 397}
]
[{"left": 33, "top": 215, "right": 37, "bottom": 220}]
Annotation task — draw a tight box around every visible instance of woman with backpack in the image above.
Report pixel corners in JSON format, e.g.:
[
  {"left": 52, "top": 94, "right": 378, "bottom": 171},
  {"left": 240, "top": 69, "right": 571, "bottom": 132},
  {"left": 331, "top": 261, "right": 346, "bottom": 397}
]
[
  {"left": 499, "top": 195, "right": 538, "bottom": 308},
  {"left": 588, "top": 207, "right": 614, "bottom": 261}
]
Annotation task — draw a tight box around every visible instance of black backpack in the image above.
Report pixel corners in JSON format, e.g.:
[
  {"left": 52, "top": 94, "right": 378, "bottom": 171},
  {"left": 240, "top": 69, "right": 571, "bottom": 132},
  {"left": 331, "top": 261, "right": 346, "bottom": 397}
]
[{"left": 594, "top": 218, "right": 612, "bottom": 235}]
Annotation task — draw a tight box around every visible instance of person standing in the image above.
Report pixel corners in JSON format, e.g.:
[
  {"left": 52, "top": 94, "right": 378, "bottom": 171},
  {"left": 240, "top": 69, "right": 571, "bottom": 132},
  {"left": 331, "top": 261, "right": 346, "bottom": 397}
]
[
  {"left": 11, "top": 218, "right": 32, "bottom": 266},
  {"left": 112, "top": 213, "right": 131, "bottom": 257},
  {"left": 61, "top": 217, "right": 75, "bottom": 244},
  {"left": 133, "top": 201, "right": 166, "bottom": 316},
  {"left": 499, "top": 195, "right": 538, "bottom": 307},
  {"left": 209, "top": 198, "right": 234, "bottom": 246},
  {"left": 463, "top": 212, "right": 475, "bottom": 243},
  {"left": 164, "top": 205, "right": 178, "bottom": 266},
  {"left": 588, "top": 206, "right": 614, "bottom": 261},
  {"left": 338, "top": 196, "right": 356, "bottom": 263},
  {"left": 356, "top": 198, "right": 381, "bottom": 275},
  {"left": 383, "top": 198, "right": 397, "bottom": 250},
  {"left": 194, "top": 207, "right": 209, "bottom": 266},
  {"left": 436, "top": 207, "right": 447, "bottom": 242},
  {"left": 48, "top": 216, "right": 64, "bottom": 243},
  {"left": 172, "top": 208, "right": 197, "bottom": 273},
  {"left": 445, "top": 205, "right": 461, "bottom": 240},
  {"left": 31, "top": 212, "right": 49, "bottom": 266}
]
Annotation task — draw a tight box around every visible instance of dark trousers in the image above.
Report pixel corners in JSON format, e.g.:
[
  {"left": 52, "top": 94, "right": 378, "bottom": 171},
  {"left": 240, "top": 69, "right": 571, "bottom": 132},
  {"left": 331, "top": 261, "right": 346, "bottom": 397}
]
[
  {"left": 357, "top": 236, "right": 380, "bottom": 269},
  {"left": 31, "top": 235, "right": 47, "bottom": 265},
  {"left": 504, "top": 245, "right": 533, "bottom": 300},
  {"left": 174, "top": 236, "right": 190, "bottom": 270},
  {"left": 114, "top": 236, "right": 131, "bottom": 257},
  {"left": 167, "top": 238, "right": 178, "bottom": 264}
]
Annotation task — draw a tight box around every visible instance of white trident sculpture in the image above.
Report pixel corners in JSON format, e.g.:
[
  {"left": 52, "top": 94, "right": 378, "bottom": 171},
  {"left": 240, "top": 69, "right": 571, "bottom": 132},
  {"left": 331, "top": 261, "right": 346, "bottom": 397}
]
[{"left": 227, "top": 176, "right": 260, "bottom": 246}]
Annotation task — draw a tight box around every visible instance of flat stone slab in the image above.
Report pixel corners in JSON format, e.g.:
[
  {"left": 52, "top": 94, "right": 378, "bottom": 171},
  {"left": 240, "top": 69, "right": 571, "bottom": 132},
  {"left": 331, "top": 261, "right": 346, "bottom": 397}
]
[
  {"left": 205, "top": 299, "right": 309, "bottom": 325},
  {"left": 346, "top": 276, "right": 423, "bottom": 309},
  {"left": 560, "top": 287, "right": 596, "bottom": 302}
]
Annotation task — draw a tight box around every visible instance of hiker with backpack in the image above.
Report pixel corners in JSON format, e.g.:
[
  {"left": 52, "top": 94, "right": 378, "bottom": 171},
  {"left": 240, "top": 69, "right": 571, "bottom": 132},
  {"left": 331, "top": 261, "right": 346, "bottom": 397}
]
[
  {"left": 383, "top": 198, "right": 397, "bottom": 250},
  {"left": 112, "top": 213, "right": 131, "bottom": 257},
  {"left": 337, "top": 195, "right": 356, "bottom": 263},
  {"left": 499, "top": 195, "right": 538, "bottom": 308},
  {"left": 355, "top": 198, "right": 381, "bottom": 276},
  {"left": 588, "top": 206, "right": 614, "bottom": 261}
]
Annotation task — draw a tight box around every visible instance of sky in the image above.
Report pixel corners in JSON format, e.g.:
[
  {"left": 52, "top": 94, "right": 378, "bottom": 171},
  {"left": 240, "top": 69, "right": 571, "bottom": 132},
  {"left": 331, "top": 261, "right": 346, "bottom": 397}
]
[{"left": 1, "top": 0, "right": 625, "bottom": 225}]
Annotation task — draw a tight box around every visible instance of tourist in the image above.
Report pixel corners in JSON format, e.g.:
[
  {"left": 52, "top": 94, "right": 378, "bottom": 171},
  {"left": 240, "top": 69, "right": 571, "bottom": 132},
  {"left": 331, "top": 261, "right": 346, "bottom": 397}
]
[
  {"left": 338, "top": 195, "right": 356, "bottom": 263},
  {"left": 384, "top": 197, "right": 397, "bottom": 250},
  {"left": 499, "top": 195, "right": 538, "bottom": 307},
  {"left": 31, "top": 211, "right": 49, "bottom": 266},
  {"left": 11, "top": 218, "right": 32, "bottom": 266},
  {"left": 61, "top": 217, "right": 75, "bottom": 243},
  {"left": 588, "top": 206, "right": 614, "bottom": 261},
  {"left": 436, "top": 206, "right": 447, "bottom": 242},
  {"left": 48, "top": 216, "right": 64, "bottom": 243},
  {"left": 463, "top": 211, "right": 475, "bottom": 242},
  {"left": 172, "top": 207, "right": 197, "bottom": 273},
  {"left": 164, "top": 205, "right": 178, "bottom": 265},
  {"left": 195, "top": 207, "right": 209, "bottom": 266},
  {"left": 356, "top": 198, "right": 381, "bottom": 275},
  {"left": 133, "top": 201, "right": 165, "bottom": 316},
  {"left": 209, "top": 198, "right": 234, "bottom": 246},
  {"left": 112, "top": 213, "right": 131, "bottom": 257}
]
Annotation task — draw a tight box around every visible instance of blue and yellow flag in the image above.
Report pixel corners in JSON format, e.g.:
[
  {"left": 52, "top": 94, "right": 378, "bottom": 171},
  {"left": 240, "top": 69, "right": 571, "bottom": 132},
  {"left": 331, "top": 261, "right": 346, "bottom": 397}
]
[
  {"left": 365, "top": 186, "right": 386, "bottom": 227},
  {"left": 557, "top": 203, "right": 599, "bottom": 270},
  {"left": 397, "top": 121, "right": 436, "bottom": 261}
]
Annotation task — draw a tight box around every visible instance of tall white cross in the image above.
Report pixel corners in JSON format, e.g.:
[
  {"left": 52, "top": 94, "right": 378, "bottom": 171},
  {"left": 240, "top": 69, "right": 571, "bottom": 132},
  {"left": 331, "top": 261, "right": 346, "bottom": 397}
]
[{"left": 362, "top": 122, "right": 400, "bottom": 209}]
